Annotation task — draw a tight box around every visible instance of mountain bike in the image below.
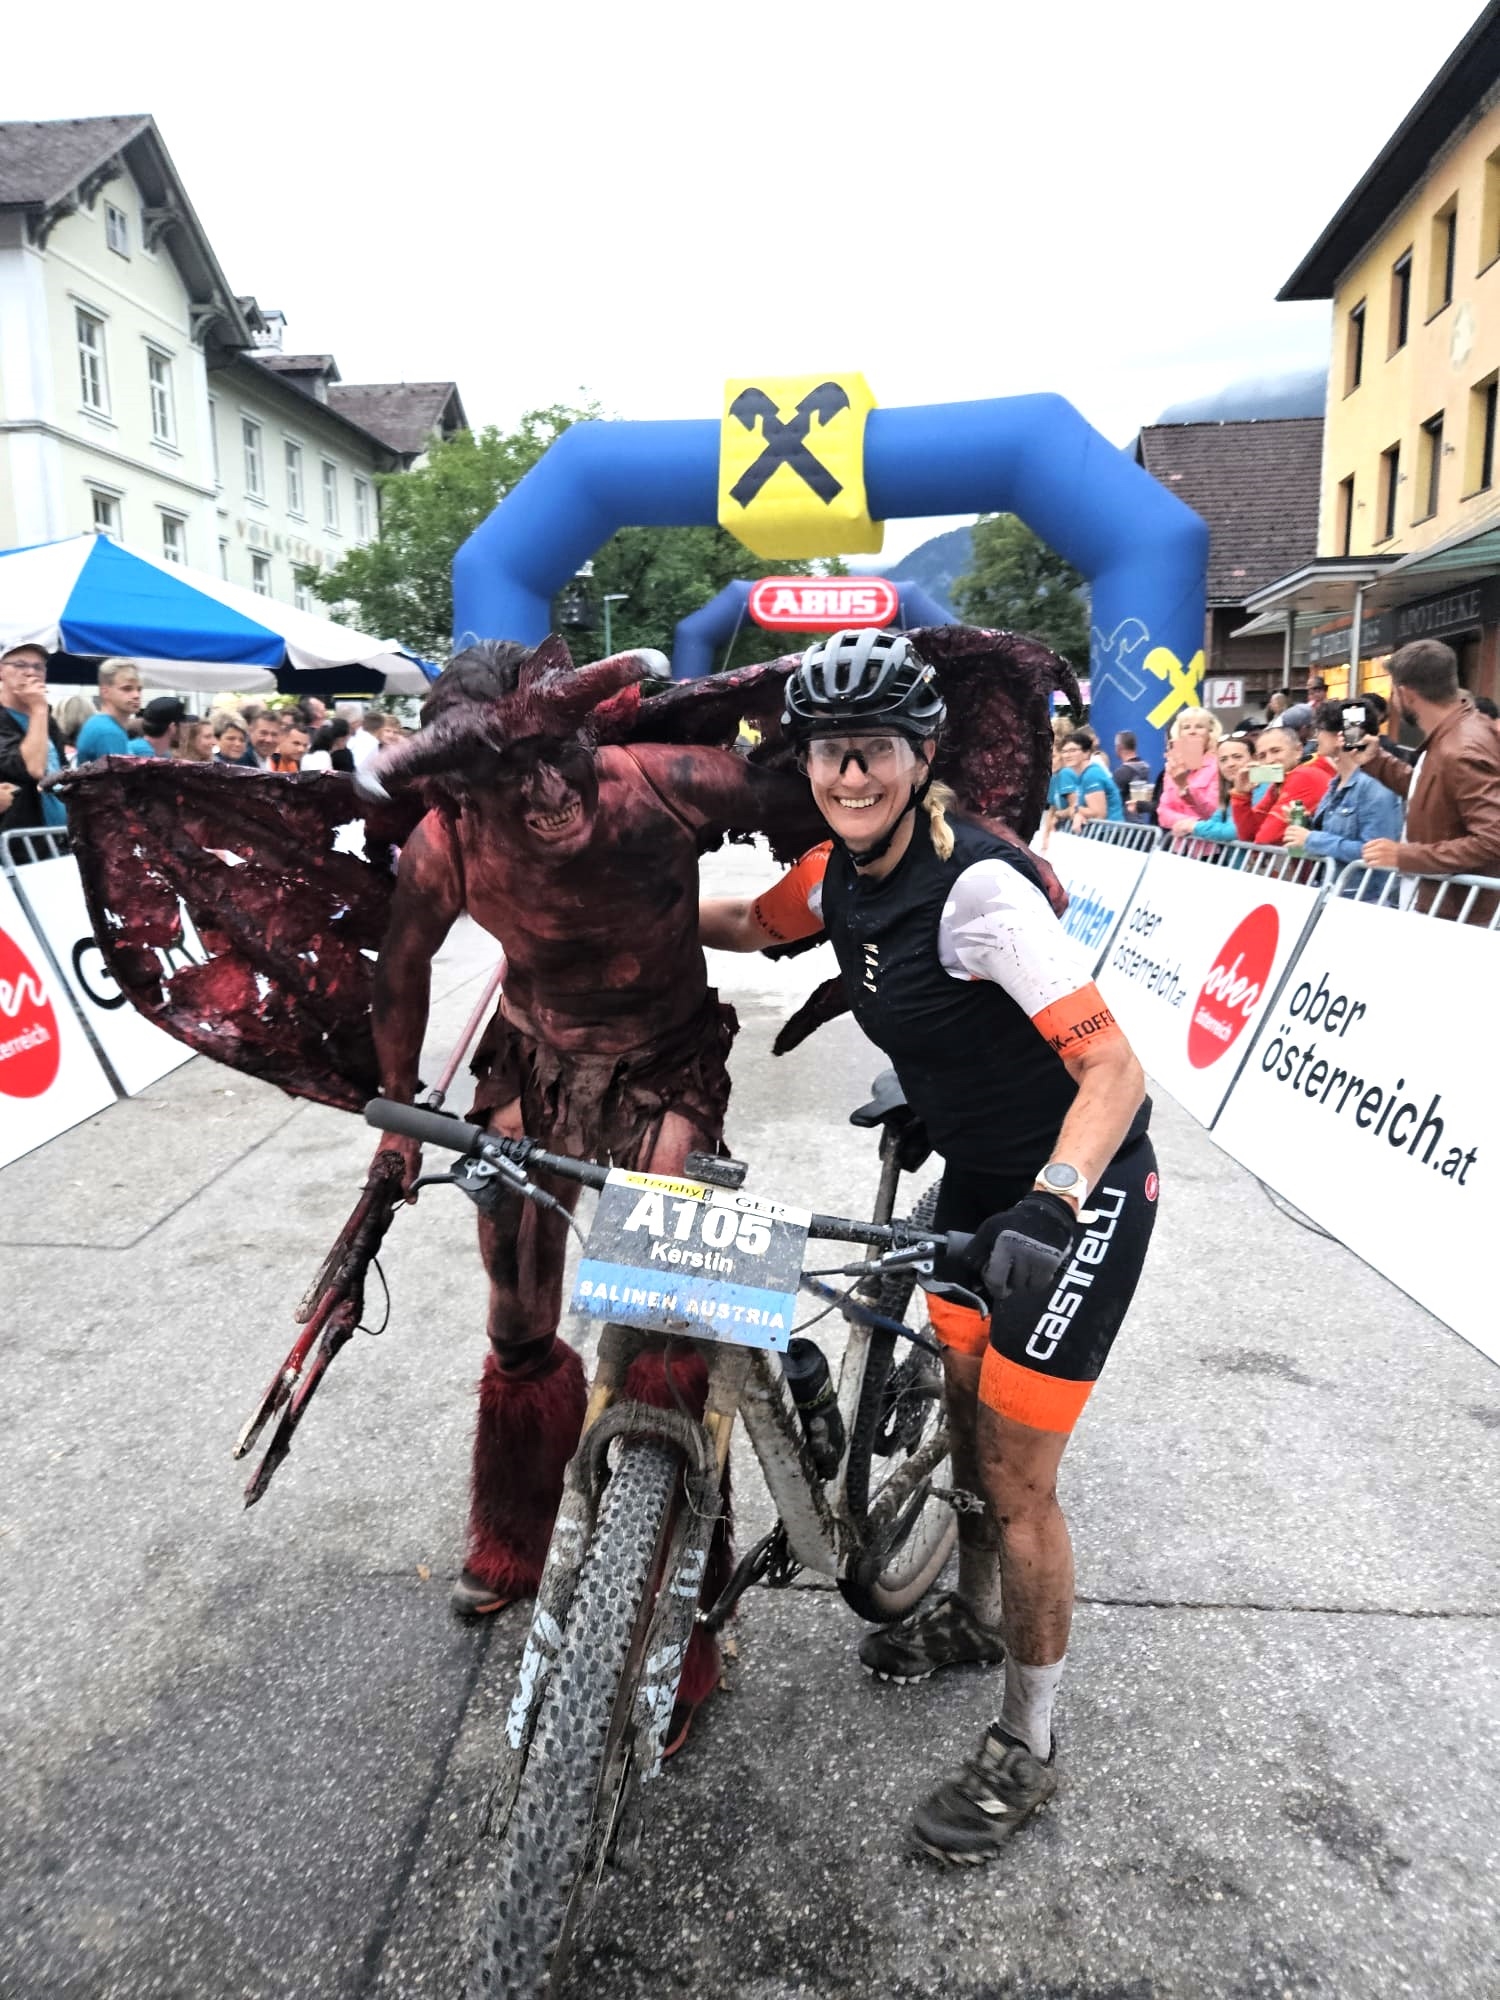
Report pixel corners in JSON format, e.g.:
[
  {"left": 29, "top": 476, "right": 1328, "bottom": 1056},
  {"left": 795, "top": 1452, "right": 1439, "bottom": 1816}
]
[{"left": 363, "top": 1080, "right": 978, "bottom": 2000}]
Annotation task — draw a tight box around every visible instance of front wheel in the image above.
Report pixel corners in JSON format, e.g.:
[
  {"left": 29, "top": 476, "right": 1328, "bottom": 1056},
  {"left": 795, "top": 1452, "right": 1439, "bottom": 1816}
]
[
  {"left": 467, "top": 1440, "right": 678, "bottom": 2000},
  {"left": 838, "top": 1182, "right": 956, "bottom": 1622}
]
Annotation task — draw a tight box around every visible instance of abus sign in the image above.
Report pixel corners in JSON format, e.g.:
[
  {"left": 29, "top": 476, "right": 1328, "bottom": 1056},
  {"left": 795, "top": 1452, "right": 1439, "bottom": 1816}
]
[
  {"left": 1187, "top": 905, "right": 1279, "bottom": 1069},
  {"left": 747, "top": 577, "right": 899, "bottom": 631}
]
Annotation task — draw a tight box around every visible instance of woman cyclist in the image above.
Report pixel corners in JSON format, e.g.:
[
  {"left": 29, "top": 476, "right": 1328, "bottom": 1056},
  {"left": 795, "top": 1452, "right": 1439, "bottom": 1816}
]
[{"left": 701, "top": 629, "right": 1159, "bottom": 1865}]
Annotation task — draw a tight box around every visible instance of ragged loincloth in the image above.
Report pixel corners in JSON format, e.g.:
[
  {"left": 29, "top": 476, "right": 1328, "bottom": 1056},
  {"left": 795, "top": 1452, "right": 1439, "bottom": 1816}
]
[{"left": 469, "top": 992, "right": 738, "bottom": 1165}]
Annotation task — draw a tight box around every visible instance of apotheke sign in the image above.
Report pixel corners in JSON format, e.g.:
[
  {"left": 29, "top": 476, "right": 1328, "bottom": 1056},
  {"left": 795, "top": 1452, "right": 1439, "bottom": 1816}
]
[{"left": 1307, "top": 578, "right": 1500, "bottom": 666}]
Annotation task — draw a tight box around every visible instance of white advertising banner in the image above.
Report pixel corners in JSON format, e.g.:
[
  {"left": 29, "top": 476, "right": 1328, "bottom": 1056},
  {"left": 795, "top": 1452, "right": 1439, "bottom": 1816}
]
[
  {"left": 0, "top": 873, "right": 115, "bottom": 1170},
  {"left": 1041, "top": 831, "right": 1153, "bottom": 971},
  {"left": 1214, "top": 900, "right": 1500, "bottom": 1364},
  {"left": 10, "top": 855, "right": 195, "bottom": 1096},
  {"left": 1097, "top": 851, "right": 1324, "bottom": 1127}
]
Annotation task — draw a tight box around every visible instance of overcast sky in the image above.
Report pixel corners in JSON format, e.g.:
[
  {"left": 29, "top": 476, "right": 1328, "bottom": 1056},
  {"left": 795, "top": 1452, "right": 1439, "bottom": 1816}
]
[{"left": 5, "top": 0, "right": 1484, "bottom": 559}]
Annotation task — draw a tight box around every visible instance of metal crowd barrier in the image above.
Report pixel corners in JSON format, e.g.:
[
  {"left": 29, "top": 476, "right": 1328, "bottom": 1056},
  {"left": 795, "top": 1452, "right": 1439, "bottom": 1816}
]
[
  {"left": 1331, "top": 863, "right": 1500, "bottom": 927},
  {"left": 0, "top": 825, "right": 70, "bottom": 873},
  {"left": 1076, "top": 818, "right": 1166, "bottom": 853}
]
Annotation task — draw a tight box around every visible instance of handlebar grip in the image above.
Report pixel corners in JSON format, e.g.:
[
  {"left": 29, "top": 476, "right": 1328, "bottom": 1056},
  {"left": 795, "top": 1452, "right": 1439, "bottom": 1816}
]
[
  {"left": 363, "top": 1098, "right": 486, "bottom": 1155},
  {"left": 945, "top": 1231, "right": 973, "bottom": 1265}
]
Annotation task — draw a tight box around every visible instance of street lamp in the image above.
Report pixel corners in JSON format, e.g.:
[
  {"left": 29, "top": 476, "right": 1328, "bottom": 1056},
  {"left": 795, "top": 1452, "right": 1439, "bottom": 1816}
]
[{"left": 602, "top": 593, "right": 629, "bottom": 656}]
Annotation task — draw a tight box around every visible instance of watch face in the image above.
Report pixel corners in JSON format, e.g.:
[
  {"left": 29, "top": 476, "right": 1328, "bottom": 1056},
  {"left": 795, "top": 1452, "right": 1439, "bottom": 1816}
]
[{"left": 1041, "top": 1163, "right": 1081, "bottom": 1193}]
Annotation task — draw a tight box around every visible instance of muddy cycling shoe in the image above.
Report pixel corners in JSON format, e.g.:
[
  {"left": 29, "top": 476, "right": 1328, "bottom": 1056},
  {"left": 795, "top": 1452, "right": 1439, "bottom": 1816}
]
[
  {"left": 858, "top": 1591, "right": 1006, "bottom": 1684},
  {"left": 449, "top": 1569, "right": 512, "bottom": 1620},
  {"left": 911, "top": 1727, "right": 1057, "bottom": 1865}
]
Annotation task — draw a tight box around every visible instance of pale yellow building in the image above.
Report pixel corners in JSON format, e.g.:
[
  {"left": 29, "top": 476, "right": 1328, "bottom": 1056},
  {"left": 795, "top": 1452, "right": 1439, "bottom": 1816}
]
[{"left": 1247, "top": 4, "right": 1500, "bottom": 700}]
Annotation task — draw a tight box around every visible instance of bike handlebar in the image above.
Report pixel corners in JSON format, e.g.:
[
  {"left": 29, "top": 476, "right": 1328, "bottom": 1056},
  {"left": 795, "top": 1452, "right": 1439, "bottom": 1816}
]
[{"left": 363, "top": 1099, "right": 971, "bottom": 1260}]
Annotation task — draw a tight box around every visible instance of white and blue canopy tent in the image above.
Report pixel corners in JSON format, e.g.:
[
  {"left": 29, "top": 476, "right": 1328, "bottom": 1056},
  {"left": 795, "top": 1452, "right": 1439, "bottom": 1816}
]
[{"left": 0, "top": 534, "right": 434, "bottom": 697}]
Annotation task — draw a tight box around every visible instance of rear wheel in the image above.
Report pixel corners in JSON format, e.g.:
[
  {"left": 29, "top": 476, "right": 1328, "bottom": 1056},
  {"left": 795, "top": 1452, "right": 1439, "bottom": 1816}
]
[
  {"left": 467, "top": 1440, "right": 678, "bottom": 2000},
  {"left": 838, "top": 1182, "right": 955, "bottom": 1622}
]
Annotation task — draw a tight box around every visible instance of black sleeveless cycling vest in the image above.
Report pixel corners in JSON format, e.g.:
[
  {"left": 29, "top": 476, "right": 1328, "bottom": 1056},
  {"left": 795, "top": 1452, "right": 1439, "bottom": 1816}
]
[{"left": 819, "top": 813, "right": 1078, "bottom": 1178}]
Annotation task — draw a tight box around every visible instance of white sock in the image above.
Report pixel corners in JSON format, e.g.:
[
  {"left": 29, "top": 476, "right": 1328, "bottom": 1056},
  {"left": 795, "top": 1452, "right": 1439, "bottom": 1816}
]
[
  {"left": 957, "top": 1541, "right": 1004, "bottom": 1628},
  {"left": 998, "top": 1655, "right": 1065, "bottom": 1760}
]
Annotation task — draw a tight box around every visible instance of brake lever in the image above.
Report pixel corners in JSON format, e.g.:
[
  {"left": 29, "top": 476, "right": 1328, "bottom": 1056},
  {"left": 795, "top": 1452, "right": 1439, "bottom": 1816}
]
[{"left": 426, "top": 1152, "right": 586, "bottom": 1244}]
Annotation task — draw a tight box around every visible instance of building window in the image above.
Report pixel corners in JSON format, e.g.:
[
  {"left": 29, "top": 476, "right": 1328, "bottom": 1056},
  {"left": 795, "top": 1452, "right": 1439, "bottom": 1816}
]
[
  {"left": 250, "top": 552, "right": 272, "bottom": 595},
  {"left": 1389, "top": 250, "right": 1412, "bottom": 353},
  {"left": 1379, "top": 443, "right": 1401, "bottom": 541},
  {"left": 1336, "top": 476, "right": 1355, "bottom": 557},
  {"left": 147, "top": 348, "right": 175, "bottom": 445},
  {"left": 1466, "top": 373, "right": 1498, "bottom": 494},
  {"left": 294, "top": 576, "right": 312, "bottom": 613},
  {"left": 1429, "top": 202, "right": 1457, "bottom": 316},
  {"left": 354, "top": 477, "right": 372, "bottom": 540},
  {"left": 218, "top": 537, "right": 230, "bottom": 579},
  {"left": 208, "top": 397, "right": 221, "bottom": 487},
  {"left": 243, "top": 418, "right": 264, "bottom": 499},
  {"left": 105, "top": 203, "right": 129, "bottom": 257},
  {"left": 76, "top": 308, "right": 108, "bottom": 413},
  {"left": 1345, "top": 301, "right": 1365, "bottom": 394},
  {"left": 89, "top": 488, "right": 121, "bottom": 539},
  {"left": 1417, "top": 413, "right": 1444, "bottom": 520},
  {"left": 321, "top": 460, "right": 340, "bottom": 531},
  {"left": 160, "top": 512, "right": 187, "bottom": 565},
  {"left": 285, "top": 439, "right": 304, "bottom": 517},
  {"left": 1483, "top": 147, "right": 1500, "bottom": 270}
]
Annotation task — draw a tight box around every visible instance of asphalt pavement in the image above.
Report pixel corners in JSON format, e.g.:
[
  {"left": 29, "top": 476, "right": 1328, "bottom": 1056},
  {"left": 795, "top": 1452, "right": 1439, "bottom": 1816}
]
[{"left": 2, "top": 846, "right": 1496, "bottom": 2000}]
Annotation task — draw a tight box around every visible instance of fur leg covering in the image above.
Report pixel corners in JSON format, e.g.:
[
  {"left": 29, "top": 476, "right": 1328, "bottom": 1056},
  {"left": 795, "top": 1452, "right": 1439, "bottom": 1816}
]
[
  {"left": 465, "top": 1341, "right": 586, "bottom": 1598},
  {"left": 624, "top": 1350, "right": 733, "bottom": 1711}
]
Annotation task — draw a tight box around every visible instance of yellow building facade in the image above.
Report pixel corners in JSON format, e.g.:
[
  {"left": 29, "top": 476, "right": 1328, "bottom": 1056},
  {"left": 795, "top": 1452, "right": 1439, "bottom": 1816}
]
[{"left": 1321, "top": 95, "right": 1500, "bottom": 562}]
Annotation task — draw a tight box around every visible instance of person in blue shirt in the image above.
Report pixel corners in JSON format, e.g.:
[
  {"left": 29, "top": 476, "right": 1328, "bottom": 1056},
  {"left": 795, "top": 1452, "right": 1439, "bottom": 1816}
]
[
  {"left": 1057, "top": 732, "right": 1124, "bottom": 825},
  {"left": 73, "top": 662, "right": 153, "bottom": 764},
  {"left": 1281, "top": 703, "right": 1403, "bottom": 896},
  {"left": 0, "top": 643, "right": 68, "bottom": 832}
]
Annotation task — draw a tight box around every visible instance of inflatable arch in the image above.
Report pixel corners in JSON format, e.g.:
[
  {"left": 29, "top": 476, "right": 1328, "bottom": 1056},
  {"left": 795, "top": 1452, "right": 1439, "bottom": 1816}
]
[{"left": 451, "top": 396, "right": 1209, "bottom": 769}]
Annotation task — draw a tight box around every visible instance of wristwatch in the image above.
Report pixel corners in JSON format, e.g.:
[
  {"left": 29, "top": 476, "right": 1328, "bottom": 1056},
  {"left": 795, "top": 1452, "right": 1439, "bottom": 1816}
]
[{"left": 1033, "top": 1161, "right": 1086, "bottom": 1207}]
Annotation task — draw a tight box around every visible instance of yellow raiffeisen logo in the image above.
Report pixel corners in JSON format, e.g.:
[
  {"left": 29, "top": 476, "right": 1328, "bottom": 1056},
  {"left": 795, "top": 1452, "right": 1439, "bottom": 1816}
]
[
  {"left": 718, "top": 372, "right": 882, "bottom": 559},
  {"left": 1143, "top": 646, "right": 1207, "bottom": 729}
]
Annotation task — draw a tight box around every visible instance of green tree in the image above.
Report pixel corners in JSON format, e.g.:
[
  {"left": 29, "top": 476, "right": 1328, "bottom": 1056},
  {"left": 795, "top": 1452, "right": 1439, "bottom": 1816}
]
[
  {"left": 316, "top": 402, "right": 840, "bottom": 669},
  {"left": 953, "top": 514, "right": 1089, "bottom": 666}
]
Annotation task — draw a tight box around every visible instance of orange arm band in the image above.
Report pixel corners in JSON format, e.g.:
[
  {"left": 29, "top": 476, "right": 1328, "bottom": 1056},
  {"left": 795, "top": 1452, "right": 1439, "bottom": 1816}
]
[
  {"left": 1030, "top": 982, "right": 1124, "bottom": 1061},
  {"left": 750, "top": 842, "right": 831, "bottom": 945}
]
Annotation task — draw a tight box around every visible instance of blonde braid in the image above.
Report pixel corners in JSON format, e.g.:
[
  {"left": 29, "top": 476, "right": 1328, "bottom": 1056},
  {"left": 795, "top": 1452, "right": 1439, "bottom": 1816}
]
[{"left": 924, "top": 779, "right": 958, "bottom": 861}]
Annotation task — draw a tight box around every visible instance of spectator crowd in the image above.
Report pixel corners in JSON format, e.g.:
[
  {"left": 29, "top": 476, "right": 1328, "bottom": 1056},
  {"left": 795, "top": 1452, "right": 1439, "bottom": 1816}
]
[
  {"left": 1040, "top": 638, "right": 1500, "bottom": 915},
  {"left": 0, "top": 642, "right": 413, "bottom": 836}
]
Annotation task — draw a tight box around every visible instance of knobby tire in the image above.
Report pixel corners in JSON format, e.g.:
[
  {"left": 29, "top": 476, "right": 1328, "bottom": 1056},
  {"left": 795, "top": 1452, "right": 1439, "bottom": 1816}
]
[{"left": 467, "top": 1440, "right": 678, "bottom": 2000}]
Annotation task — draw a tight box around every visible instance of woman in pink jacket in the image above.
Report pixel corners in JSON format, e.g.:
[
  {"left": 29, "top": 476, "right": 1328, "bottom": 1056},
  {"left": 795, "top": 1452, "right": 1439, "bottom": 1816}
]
[{"left": 1156, "top": 707, "right": 1222, "bottom": 833}]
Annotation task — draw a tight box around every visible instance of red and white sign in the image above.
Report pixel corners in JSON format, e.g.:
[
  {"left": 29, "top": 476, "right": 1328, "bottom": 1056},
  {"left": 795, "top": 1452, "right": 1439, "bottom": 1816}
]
[
  {"left": 1205, "top": 677, "right": 1246, "bottom": 709},
  {"left": 747, "top": 577, "right": 899, "bottom": 631},
  {"left": 10, "top": 855, "right": 196, "bottom": 1097},
  {"left": 1096, "top": 850, "right": 1322, "bottom": 1126},
  {"left": 0, "top": 874, "right": 115, "bottom": 1171},
  {"left": 1214, "top": 897, "right": 1500, "bottom": 1365}
]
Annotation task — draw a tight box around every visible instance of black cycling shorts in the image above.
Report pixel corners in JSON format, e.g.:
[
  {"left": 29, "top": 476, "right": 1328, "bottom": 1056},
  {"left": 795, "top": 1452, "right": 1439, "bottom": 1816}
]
[{"left": 927, "top": 1130, "right": 1159, "bottom": 1434}]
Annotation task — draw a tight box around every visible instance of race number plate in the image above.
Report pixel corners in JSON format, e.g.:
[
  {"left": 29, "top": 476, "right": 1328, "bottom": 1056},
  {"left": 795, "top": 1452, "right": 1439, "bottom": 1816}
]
[{"left": 570, "top": 1169, "right": 810, "bottom": 1352}]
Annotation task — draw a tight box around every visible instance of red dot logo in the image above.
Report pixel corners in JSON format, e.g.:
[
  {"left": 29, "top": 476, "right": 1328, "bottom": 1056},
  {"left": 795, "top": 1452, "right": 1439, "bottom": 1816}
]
[
  {"left": 0, "top": 923, "right": 60, "bottom": 1098},
  {"left": 1187, "top": 905, "right": 1279, "bottom": 1070},
  {"left": 1144, "top": 1171, "right": 1160, "bottom": 1202}
]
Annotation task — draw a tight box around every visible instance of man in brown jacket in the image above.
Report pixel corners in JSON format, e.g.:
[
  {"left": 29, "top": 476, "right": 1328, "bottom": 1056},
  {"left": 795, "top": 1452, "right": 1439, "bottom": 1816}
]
[{"left": 1359, "top": 639, "right": 1500, "bottom": 916}]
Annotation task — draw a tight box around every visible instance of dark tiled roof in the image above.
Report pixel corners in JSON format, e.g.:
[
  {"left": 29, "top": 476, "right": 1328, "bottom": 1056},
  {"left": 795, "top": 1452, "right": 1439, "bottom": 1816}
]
[
  {"left": 255, "top": 352, "right": 340, "bottom": 380},
  {"left": 1135, "top": 418, "right": 1324, "bottom": 607},
  {"left": 0, "top": 115, "right": 151, "bottom": 208},
  {"left": 326, "top": 381, "right": 467, "bottom": 456}
]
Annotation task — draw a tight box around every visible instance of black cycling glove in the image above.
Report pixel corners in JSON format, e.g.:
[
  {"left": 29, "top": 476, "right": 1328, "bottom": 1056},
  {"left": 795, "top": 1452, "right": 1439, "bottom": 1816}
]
[{"left": 962, "top": 1191, "right": 1078, "bottom": 1304}]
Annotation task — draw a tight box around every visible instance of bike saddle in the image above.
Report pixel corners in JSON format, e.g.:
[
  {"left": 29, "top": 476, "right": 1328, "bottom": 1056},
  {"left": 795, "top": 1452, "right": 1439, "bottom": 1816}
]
[{"left": 849, "top": 1069, "right": 931, "bottom": 1172}]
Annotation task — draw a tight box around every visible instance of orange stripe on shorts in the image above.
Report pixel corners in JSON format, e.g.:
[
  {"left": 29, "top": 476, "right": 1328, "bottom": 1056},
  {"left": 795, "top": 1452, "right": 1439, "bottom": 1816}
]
[
  {"left": 927, "top": 1293, "right": 991, "bottom": 1356},
  {"left": 978, "top": 1348, "right": 1095, "bottom": 1434},
  {"left": 1030, "top": 982, "right": 1123, "bottom": 1062}
]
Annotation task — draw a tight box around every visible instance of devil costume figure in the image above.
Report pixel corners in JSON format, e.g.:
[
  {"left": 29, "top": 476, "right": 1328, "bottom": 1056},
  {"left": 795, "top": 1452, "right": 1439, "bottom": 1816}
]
[{"left": 54, "top": 624, "right": 1074, "bottom": 1735}]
